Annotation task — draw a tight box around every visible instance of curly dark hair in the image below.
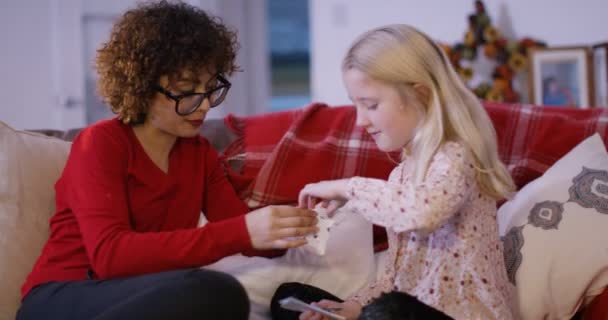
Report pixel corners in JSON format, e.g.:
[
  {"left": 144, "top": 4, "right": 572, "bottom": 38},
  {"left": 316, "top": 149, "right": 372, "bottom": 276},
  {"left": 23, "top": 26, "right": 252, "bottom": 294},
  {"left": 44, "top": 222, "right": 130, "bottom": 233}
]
[{"left": 95, "top": 0, "right": 239, "bottom": 124}]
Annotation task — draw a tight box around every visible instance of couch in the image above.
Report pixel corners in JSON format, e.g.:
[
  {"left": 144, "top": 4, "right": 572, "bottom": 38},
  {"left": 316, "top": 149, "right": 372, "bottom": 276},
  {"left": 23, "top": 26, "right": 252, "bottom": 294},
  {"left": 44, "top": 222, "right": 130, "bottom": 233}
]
[{"left": 1, "top": 101, "right": 607, "bottom": 320}]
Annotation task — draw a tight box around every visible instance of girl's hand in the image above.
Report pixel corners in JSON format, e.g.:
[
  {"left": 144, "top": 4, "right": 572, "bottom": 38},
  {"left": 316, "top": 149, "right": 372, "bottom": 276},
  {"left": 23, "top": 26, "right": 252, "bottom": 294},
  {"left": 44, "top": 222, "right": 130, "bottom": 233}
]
[
  {"left": 299, "top": 300, "right": 362, "bottom": 320},
  {"left": 298, "top": 179, "right": 350, "bottom": 209},
  {"left": 245, "top": 205, "right": 318, "bottom": 250},
  {"left": 318, "top": 199, "right": 346, "bottom": 217}
]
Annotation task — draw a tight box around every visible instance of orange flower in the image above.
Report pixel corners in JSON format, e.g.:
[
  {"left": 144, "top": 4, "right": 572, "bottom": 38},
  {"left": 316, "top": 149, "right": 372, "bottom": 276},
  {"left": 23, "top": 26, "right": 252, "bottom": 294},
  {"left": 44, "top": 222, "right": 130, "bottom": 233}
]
[
  {"left": 458, "top": 67, "right": 474, "bottom": 82},
  {"left": 484, "top": 43, "right": 498, "bottom": 58},
  {"left": 485, "top": 88, "right": 504, "bottom": 102},
  {"left": 508, "top": 52, "right": 527, "bottom": 71},
  {"left": 493, "top": 78, "right": 509, "bottom": 92},
  {"left": 483, "top": 26, "right": 500, "bottom": 43},
  {"left": 465, "top": 30, "right": 476, "bottom": 46}
]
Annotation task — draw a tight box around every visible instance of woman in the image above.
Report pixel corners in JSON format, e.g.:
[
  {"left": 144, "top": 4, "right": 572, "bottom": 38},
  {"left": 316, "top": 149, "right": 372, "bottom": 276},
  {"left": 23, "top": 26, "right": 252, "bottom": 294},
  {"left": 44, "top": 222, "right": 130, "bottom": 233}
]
[{"left": 17, "top": 2, "right": 317, "bottom": 320}]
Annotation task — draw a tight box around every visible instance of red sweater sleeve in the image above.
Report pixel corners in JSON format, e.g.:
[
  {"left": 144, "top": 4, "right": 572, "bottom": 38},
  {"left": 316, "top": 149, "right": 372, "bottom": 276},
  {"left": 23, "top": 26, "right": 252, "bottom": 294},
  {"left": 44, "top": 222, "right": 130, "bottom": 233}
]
[
  {"left": 67, "top": 126, "right": 253, "bottom": 279},
  {"left": 201, "top": 137, "right": 285, "bottom": 258},
  {"left": 202, "top": 140, "right": 250, "bottom": 221}
]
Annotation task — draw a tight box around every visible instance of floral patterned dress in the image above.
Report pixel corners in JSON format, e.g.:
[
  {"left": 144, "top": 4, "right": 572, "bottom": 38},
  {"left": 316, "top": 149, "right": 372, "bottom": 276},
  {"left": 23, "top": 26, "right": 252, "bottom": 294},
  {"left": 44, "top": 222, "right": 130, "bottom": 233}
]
[{"left": 346, "top": 142, "right": 514, "bottom": 320}]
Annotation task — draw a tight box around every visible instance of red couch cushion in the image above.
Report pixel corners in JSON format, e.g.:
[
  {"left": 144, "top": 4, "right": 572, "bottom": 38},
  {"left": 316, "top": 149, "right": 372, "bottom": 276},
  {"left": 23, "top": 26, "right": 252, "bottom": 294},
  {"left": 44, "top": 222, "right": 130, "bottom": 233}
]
[
  {"left": 583, "top": 288, "right": 608, "bottom": 320},
  {"left": 483, "top": 102, "right": 608, "bottom": 189}
]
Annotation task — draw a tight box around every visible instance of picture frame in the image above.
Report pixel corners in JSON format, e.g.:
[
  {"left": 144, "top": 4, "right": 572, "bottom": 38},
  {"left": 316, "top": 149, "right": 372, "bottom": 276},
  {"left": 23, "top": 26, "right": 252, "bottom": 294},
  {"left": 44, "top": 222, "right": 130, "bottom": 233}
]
[
  {"left": 593, "top": 43, "right": 608, "bottom": 107},
  {"left": 528, "top": 46, "right": 594, "bottom": 108}
]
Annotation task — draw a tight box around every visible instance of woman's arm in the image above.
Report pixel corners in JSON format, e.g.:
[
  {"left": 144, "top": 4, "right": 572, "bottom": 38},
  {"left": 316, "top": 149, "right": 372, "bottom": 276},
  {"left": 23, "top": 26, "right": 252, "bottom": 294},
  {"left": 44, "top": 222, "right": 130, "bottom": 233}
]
[
  {"left": 69, "top": 126, "right": 253, "bottom": 279},
  {"left": 201, "top": 141, "right": 286, "bottom": 257}
]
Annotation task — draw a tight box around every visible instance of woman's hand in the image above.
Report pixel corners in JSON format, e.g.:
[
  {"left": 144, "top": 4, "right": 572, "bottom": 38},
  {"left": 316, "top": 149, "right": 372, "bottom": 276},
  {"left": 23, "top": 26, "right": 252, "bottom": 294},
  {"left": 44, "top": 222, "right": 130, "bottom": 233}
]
[
  {"left": 298, "top": 179, "right": 350, "bottom": 210},
  {"left": 299, "top": 300, "right": 362, "bottom": 320},
  {"left": 245, "top": 205, "right": 318, "bottom": 250}
]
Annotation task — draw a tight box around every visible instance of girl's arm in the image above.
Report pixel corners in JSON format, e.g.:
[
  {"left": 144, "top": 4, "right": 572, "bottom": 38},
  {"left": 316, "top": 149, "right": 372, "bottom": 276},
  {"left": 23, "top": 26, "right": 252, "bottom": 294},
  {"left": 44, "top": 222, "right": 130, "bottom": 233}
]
[{"left": 346, "top": 142, "right": 476, "bottom": 234}]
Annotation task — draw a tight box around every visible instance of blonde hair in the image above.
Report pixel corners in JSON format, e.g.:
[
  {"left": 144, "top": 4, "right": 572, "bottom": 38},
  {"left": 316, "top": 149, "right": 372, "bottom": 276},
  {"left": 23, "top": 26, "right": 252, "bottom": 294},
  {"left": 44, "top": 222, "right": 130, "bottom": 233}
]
[{"left": 342, "top": 24, "right": 515, "bottom": 200}]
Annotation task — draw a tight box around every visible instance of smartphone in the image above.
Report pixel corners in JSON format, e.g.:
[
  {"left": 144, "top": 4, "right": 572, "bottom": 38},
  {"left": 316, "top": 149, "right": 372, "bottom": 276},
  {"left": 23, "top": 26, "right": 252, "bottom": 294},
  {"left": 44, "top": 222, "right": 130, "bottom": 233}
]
[{"left": 278, "top": 296, "right": 346, "bottom": 320}]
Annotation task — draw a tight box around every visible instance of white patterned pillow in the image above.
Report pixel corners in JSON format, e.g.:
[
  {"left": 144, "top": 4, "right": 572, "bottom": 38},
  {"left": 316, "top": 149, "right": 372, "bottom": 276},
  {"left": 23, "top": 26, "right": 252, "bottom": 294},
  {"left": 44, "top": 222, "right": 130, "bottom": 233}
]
[{"left": 497, "top": 133, "right": 608, "bottom": 320}]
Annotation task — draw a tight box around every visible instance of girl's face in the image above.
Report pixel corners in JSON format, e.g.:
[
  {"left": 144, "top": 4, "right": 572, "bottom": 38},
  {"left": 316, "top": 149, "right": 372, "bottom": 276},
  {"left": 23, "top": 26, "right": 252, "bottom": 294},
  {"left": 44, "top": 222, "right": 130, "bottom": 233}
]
[
  {"left": 343, "top": 68, "right": 421, "bottom": 152},
  {"left": 145, "top": 70, "right": 218, "bottom": 138}
]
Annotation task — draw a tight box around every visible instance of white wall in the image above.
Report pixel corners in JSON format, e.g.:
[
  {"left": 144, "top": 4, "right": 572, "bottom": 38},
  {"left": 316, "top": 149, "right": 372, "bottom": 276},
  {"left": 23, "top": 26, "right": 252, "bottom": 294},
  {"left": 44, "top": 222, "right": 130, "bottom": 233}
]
[
  {"left": 0, "top": 0, "right": 266, "bottom": 130},
  {"left": 310, "top": 0, "right": 608, "bottom": 105},
  {"left": 1, "top": 0, "right": 606, "bottom": 130},
  {"left": 0, "top": 1, "right": 56, "bottom": 130}
]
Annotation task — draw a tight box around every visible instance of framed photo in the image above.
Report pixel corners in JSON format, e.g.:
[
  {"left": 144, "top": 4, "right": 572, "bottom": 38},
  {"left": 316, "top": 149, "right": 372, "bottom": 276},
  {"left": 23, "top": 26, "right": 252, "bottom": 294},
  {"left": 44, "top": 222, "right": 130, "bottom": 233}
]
[
  {"left": 529, "top": 46, "right": 594, "bottom": 108},
  {"left": 593, "top": 43, "right": 608, "bottom": 107}
]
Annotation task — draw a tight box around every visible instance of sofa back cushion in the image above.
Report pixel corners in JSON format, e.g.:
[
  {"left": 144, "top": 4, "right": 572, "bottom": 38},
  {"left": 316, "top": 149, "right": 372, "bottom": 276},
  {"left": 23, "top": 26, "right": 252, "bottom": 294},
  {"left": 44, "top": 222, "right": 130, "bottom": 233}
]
[
  {"left": 483, "top": 102, "right": 608, "bottom": 189},
  {"left": 222, "top": 102, "right": 608, "bottom": 193},
  {"left": 31, "top": 118, "right": 236, "bottom": 154},
  {"left": 0, "top": 121, "right": 71, "bottom": 320}
]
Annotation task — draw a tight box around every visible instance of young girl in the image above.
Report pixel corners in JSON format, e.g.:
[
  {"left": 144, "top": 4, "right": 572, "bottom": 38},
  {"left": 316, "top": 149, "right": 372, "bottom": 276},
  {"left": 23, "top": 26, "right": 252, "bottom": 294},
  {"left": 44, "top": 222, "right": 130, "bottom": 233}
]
[{"left": 276, "top": 24, "right": 516, "bottom": 320}]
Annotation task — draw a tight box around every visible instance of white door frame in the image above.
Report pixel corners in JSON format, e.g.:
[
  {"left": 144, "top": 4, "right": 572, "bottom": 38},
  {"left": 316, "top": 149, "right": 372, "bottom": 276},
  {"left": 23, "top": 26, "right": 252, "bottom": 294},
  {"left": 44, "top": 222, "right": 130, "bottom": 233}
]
[{"left": 50, "top": 0, "right": 87, "bottom": 129}]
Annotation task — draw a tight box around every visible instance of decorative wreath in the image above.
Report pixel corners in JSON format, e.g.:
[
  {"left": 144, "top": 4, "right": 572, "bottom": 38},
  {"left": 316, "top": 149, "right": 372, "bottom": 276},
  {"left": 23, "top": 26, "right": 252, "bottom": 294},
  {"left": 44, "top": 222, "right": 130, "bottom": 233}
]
[{"left": 440, "top": 1, "right": 546, "bottom": 102}]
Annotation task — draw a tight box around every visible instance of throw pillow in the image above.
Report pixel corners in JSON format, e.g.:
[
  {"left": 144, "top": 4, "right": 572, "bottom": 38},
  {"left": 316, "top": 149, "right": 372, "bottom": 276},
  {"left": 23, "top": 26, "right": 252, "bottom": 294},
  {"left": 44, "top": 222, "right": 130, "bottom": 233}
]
[
  {"left": 0, "top": 121, "right": 71, "bottom": 320},
  {"left": 497, "top": 133, "right": 608, "bottom": 320}
]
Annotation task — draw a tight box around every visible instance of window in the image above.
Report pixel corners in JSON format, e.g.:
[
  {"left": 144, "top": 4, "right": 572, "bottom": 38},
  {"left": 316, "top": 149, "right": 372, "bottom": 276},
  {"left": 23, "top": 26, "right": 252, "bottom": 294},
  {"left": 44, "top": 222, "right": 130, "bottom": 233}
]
[{"left": 268, "top": 0, "right": 311, "bottom": 111}]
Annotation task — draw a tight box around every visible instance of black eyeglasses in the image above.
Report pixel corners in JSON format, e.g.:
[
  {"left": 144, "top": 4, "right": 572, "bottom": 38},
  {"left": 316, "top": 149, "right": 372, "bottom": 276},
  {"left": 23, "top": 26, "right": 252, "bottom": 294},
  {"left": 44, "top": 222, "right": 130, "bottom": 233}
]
[{"left": 155, "top": 75, "right": 231, "bottom": 116}]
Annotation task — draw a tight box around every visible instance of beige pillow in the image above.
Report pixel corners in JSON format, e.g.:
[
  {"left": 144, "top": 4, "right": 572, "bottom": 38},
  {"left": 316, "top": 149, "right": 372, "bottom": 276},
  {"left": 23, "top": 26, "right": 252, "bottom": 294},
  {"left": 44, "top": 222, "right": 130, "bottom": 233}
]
[
  {"left": 0, "top": 121, "right": 71, "bottom": 320},
  {"left": 498, "top": 133, "right": 608, "bottom": 319}
]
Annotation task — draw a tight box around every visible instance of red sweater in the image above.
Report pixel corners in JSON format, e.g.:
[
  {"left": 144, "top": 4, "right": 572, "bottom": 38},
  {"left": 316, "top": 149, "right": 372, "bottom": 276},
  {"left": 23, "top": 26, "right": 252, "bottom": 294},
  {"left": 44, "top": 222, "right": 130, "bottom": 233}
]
[{"left": 22, "top": 119, "right": 254, "bottom": 298}]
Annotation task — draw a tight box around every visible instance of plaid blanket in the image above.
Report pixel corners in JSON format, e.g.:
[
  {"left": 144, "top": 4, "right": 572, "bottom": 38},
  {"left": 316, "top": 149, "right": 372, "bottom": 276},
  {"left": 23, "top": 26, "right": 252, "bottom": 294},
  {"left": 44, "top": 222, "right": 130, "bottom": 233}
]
[
  {"left": 222, "top": 101, "right": 608, "bottom": 251},
  {"left": 224, "top": 102, "right": 398, "bottom": 206},
  {"left": 483, "top": 102, "right": 608, "bottom": 188}
]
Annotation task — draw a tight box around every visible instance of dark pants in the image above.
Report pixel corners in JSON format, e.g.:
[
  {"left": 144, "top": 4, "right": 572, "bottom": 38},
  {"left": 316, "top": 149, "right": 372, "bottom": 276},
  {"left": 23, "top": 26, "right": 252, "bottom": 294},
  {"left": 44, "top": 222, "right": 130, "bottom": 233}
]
[
  {"left": 17, "top": 268, "right": 249, "bottom": 320},
  {"left": 270, "top": 282, "right": 343, "bottom": 320},
  {"left": 271, "top": 282, "right": 454, "bottom": 320}
]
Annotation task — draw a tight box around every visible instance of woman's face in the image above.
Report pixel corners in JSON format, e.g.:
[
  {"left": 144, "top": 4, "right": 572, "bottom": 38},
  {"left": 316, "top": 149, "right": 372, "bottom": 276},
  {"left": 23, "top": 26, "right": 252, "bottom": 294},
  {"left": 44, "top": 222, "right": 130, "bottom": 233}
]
[
  {"left": 145, "top": 69, "right": 220, "bottom": 138},
  {"left": 343, "top": 68, "right": 420, "bottom": 152}
]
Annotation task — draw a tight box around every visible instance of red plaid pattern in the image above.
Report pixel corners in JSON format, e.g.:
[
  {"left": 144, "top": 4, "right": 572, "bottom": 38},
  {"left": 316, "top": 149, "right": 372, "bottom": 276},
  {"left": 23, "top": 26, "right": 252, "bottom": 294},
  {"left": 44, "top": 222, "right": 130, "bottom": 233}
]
[
  {"left": 484, "top": 102, "right": 608, "bottom": 188},
  {"left": 224, "top": 103, "right": 398, "bottom": 208}
]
